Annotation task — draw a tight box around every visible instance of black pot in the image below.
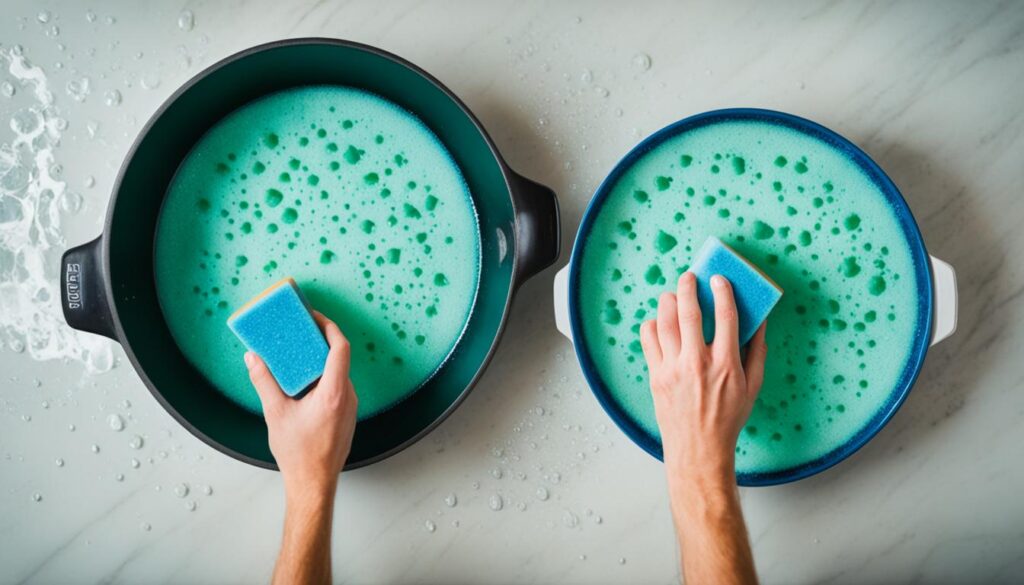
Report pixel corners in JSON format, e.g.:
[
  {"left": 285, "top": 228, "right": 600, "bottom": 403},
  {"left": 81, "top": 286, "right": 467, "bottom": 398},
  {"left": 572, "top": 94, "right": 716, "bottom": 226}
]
[{"left": 60, "top": 38, "right": 560, "bottom": 470}]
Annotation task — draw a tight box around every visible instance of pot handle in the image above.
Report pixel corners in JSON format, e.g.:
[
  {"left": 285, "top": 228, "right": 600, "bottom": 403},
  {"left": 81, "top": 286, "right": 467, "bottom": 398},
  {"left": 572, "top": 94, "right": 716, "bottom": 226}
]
[
  {"left": 930, "top": 255, "right": 957, "bottom": 346},
  {"left": 61, "top": 235, "right": 117, "bottom": 340},
  {"left": 509, "top": 171, "right": 560, "bottom": 288},
  {"left": 553, "top": 265, "right": 573, "bottom": 342}
]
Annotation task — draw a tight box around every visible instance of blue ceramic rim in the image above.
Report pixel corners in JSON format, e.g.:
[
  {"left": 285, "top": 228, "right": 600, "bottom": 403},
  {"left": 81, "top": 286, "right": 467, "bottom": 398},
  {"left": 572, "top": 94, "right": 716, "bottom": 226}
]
[{"left": 567, "top": 108, "right": 934, "bottom": 487}]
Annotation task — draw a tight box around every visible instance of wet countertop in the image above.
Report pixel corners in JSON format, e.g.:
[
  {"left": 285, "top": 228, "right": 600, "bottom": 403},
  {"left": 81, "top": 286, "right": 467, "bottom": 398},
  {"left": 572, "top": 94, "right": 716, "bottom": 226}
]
[{"left": 2, "top": 1, "right": 1023, "bottom": 583}]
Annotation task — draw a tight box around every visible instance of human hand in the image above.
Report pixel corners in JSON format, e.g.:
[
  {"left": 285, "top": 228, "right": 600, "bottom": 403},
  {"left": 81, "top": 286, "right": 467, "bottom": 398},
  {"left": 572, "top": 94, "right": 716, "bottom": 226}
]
[
  {"left": 640, "top": 272, "right": 768, "bottom": 490},
  {"left": 245, "top": 311, "right": 358, "bottom": 498}
]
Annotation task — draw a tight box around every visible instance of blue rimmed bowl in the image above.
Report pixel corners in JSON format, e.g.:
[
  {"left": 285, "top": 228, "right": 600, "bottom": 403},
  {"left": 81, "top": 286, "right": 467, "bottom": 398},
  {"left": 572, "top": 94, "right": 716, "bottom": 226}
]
[{"left": 553, "top": 108, "right": 958, "bottom": 486}]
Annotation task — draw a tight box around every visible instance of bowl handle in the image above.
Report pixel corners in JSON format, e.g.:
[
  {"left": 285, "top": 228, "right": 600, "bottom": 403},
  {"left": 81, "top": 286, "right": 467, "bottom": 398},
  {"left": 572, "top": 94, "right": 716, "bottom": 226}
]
[
  {"left": 930, "top": 255, "right": 958, "bottom": 346},
  {"left": 61, "top": 235, "right": 117, "bottom": 340},
  {"left": 553, "top": 266, "right": 573, "bottom": 342},
  {"left": 509, "top": 171, "right": 561, "bottom": 288}
]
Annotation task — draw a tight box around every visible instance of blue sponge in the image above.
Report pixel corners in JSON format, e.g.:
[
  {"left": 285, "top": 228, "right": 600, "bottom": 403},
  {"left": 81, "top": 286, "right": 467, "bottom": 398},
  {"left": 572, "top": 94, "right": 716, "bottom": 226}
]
[
  {"left": 227, "top": 277, "right": 329, "bottom": 397},
  {"left": 690, "top": 237, "right": 783, "bottom": 345}
]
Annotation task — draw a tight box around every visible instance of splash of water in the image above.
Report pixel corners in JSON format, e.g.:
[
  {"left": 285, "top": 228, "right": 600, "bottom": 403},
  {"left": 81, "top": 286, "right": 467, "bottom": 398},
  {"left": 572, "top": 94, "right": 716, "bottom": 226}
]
[{"left": 0, "top": 46, "right": 113, "bottom": 373}]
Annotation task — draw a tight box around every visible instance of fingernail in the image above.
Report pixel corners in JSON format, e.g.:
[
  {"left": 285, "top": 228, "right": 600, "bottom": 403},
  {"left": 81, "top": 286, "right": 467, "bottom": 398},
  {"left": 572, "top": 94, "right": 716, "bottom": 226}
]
[
  {"left": 243, "top": 352, "right": 254, "bottom": 368},
  {"left": 712, "top": 275, "right": 726, "bottom": 288}
]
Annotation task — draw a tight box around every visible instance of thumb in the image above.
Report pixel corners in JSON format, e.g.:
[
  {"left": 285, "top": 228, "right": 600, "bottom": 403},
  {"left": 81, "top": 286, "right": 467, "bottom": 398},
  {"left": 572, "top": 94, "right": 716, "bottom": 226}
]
[{"left": 244, "top": 351, "right": 286, "bottom": 413}]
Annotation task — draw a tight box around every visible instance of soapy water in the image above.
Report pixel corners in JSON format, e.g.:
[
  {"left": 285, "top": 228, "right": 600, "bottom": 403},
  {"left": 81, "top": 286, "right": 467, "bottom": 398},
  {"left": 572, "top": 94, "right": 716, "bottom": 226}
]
[
  {"left": 0, "top": 46, "right": 113, "bottom": 373},
  {"left": 578, "top": 119, "right": 921, "bottom": 475}
]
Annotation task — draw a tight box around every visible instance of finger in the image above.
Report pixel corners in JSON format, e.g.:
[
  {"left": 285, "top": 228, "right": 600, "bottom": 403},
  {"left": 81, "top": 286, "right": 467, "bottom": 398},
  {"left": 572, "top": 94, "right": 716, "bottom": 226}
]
[
  {"left": 245, "top": 351, "right": 286, "bottom": 413},
  {"left": 312, "top": 310, "right": 348, "bottom": 350},
  {"left": 710, "top": 275, "right": 740, "bottom": 363},
  {"left": 675, "top": 272, "right": 706, "bottom": 357},
  {"left": 311, "top": 311, "right": 351, "bottom": 391},
  {"left": 322, "top": 335, "right": 352, "bottom": 391},
  {"left": 743, "top": 321, "right": 769, "bottom": 398},
  {"left": 640, "top": 319, "right": 662, "bottom": 367},
  {"left": 656, "top": 292, "right": 681, "bottom": 357}
]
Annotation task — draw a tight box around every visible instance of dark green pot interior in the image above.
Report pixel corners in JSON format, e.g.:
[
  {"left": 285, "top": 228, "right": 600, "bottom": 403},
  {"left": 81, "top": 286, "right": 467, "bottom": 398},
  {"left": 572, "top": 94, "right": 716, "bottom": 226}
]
[{"left": 108, "top": 41, "right": 519, "bottom": 468}]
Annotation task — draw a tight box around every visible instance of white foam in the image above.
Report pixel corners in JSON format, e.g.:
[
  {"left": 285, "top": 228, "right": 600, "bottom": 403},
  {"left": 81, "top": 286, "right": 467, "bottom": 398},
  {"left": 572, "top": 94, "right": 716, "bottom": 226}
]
[{"left": 0, "top": 46, "right": 113, "bottom": 373}]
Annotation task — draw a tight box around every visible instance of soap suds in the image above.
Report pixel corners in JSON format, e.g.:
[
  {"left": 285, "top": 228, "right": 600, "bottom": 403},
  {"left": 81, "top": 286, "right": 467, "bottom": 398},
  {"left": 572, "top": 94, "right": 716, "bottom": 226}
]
[{"left": 0, "top": 46, "right": 113, "bottom": 373}]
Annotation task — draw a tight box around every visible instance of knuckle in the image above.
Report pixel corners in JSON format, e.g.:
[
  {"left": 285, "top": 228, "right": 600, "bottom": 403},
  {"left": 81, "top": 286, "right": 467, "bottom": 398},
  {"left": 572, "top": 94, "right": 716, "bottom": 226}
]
[
  {"left": 336, "top": 338, "right": 351, "bottom": 355},
  {"left": 717, "top": 305, "right": 738, "bottom": 322},
  {"left": 678, "top": 307, "right": 702, "bottom": 326}
]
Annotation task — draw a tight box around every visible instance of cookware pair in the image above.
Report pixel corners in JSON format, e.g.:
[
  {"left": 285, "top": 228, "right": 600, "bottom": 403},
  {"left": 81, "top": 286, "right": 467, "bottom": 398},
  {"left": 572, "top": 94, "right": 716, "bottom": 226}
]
[{"left": 62, "top": 39, "right": 956, "bottom": 484}]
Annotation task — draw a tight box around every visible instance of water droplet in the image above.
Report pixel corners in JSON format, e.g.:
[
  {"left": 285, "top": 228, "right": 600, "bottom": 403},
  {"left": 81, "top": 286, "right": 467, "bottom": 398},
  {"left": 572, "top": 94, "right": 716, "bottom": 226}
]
[
  {"left": 91, "top": 444, "right": 100, "bottom": 454},
  {"left": 68, "top": 424, "right": 76, "bottom": 432},
  {"left": 594, "top": 86, "right": 610, "bottom": 98},
  {"left": 86, "top": 10, "right": 97, "bottom": 23},
  {"left": 104, "top": 89, "right": 122, "bottom": 107},
  {"left": 107, "top": 413, "right": 125, "bottom": 432},
  {"left": 31, "top": 493, "right": 42, "bottom": 503},
  {"left": 563, "top": 509, "right": 579, "bottom": 528},
  {"left": 115, "top": 473, "right": 124, "bottom": 482},
  {"left": 491, "top": 467, "right": 503, "bottom": 479},
  {"left": 535, "top": 487, "right": 549, "bottom": 501},
  {"left": 444, "top": 493, "right": 457, "bottom": 507},
  {"left": 130, "top": 458, "right": 140, "bottom": 469},
  {"left": 140, "top": 522, "right": 151, "bottom": 532},
  {"left": 129, "top": 435, "right": 144, "bottom": 449},
  {"left": 55, "top": 458, "right": 64, "bottom": 467},
  {"left": 202, "top": 485, "right": 213, "bottom": 496},
  {"left": 37, "top": 10, "right": 52, "bottom": 23},
  {"left": 66, "top": 77, "right": 91, "bottom": 102},
  {"left": 632, "top": 52, "right": 652, "bottom": 71},
  {"left": 580, "top": 68, "right": 593, "bottom": 84},
  {"left": 141, "top": 73, "right": 161, "bottom": 90},
  {"left": 488, "top": 494, "right": 504, "bottom": 511},
  {"left": 177, "top": 10, "right": 195, "bottom": 32},
  {"left": 618, "top": 557, "right": 627, "bottom": 565},
  {"left": 185, "top": 500, "right": 197, "bottom": 511},
  {"left": 424, "top": 520, "right": 436, "bottom": 533},
  {"left": 174, "top": 483, "right": 190, "bottom": 498},
  {"left": 0, "top": 82, "right": 14, "bottom": 98}
]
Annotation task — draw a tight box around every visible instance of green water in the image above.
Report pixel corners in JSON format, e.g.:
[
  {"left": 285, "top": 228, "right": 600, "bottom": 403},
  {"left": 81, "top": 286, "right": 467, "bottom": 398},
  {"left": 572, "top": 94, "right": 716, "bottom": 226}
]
[
  {"left": 155, "top": 86, "right": 480, "bottom": 419},
  {"left": 578, "top": 120, "right": 920, "bottom": 475}
]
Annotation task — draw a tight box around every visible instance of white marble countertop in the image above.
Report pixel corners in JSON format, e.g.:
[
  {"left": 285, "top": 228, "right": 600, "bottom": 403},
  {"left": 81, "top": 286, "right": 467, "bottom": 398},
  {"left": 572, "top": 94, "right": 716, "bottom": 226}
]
[{"left": 2, "top": 1, "right": 1023, "bottom": 583}]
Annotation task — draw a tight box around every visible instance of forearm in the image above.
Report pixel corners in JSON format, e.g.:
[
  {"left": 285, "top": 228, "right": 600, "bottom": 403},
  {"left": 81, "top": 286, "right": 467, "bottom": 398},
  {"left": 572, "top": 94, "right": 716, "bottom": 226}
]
[
  {"left": 274, "top": 480, "right": 337, "bottom": 585},
  {"left": 669, "top": 471, "right": 758, "bottom": 585}
]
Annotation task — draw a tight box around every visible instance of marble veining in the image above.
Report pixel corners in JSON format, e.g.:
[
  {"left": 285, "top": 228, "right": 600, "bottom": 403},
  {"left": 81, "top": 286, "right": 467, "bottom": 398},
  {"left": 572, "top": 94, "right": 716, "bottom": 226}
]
[{"left": 1, "top": 1, "right": 1022, "bottom": 583}]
